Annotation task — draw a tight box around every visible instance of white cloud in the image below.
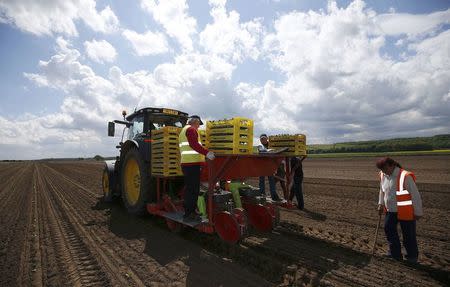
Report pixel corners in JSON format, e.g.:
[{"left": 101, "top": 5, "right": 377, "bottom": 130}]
[
  {"left": 140, "top": 0, "right": 197, "bottom": 51},
  {"left": 374, "top": 9, "right": 450, "bottom": 38},
  {"left": 122, "top": 29, "right": 169, "bottom": 56},
  {"left": 13, "top": 36, "right": 239, "bottom": 159},
  {"left": 199, "top": 0, "right": 264, "bottom": 62},
  {"left": 84, "top": 39, "right": 117, "bottom": 63},
  {"left": 0, "top": 0, "right": 119, "bottom": 36},
  {"left": 240, "top": 0, "right": 450, "bottom": 142}
]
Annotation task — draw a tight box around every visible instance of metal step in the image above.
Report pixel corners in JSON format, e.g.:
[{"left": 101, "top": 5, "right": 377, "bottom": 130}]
[{"left": 161, "top": 211, "right": 209, "bottom": 227}]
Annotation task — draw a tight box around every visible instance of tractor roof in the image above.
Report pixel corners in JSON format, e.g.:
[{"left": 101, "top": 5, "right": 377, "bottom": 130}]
[{"left": 126, "top": 107, "right": 189, "bottom": 121}]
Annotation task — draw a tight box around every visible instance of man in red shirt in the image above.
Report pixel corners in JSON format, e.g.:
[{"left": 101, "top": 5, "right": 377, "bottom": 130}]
[{"left": 179, "top": 115, "right": 215, "bottom": 221}]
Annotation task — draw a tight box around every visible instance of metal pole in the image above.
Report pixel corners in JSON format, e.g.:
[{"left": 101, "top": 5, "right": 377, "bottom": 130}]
[{"left": 371, "top": 213, "right": 382, "bottom": 257}]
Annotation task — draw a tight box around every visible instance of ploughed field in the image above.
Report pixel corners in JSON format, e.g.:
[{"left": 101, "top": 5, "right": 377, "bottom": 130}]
[{"left": 0, "top": 156, "right": 448, "bottom": 286}]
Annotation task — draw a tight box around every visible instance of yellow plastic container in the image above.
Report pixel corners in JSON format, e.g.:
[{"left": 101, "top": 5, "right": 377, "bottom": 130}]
[
  {"left": 206, "top": 117, "right": 254, "bottom": 155},
  {"left": 269, "top": 134, "right": 307, "bottom": 156}
]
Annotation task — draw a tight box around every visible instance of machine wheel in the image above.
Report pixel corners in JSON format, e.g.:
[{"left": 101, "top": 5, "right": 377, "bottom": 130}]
[
  {"left": 121, "top": 148, "right": 150, "bottom": 215},
  {"left": 102, "top": 166, "right": 114, "bottom": 202},
  {"left": 246, "top": 204, "right": 273, "bottom": 232},
  {"left": 214, "top": 211, "right": 241, "bottom": 244}
]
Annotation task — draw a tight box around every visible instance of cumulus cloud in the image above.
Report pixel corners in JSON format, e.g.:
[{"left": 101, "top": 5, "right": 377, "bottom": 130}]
[
  {"left": 0, "top": 0, "right": 119, "bottom": 36},
  {"left": 12, "top": 36, "right": 238, "bottom": 159},
  {"left": 240, "top": 0, "right": 450, "bottom": 142},
  {"left": 122, "top": 29, "right": 169, "bottom": 56},
  {"left": 374, "top": 8, "right": 450, "bottom": 38},
  {"left": 199, "top": 0, "right": 264, "bottom": 62},
  {"left": 84, "top": 39, "right": 117, "bottom": 63},
  {"left": 140, "top": 0, "right": 197, "bottom": 51}
]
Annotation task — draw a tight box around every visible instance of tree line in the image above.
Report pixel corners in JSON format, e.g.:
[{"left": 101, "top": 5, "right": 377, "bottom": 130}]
[{"left": 308, "top": 134, "right": 450, "bottom": 154}]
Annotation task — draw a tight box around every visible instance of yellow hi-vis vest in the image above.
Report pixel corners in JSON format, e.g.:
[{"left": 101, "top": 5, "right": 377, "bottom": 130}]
[{"left": 179, "top": 125, "right": 205, "bottom": 164}]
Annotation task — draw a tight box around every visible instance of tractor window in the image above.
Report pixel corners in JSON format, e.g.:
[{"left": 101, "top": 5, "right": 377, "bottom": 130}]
[
  {"left": 128, "top": 115, "right": 144, "bottom": 140},
  {"left": 151, "top": 117, "right": 184, "bottom": 130}
]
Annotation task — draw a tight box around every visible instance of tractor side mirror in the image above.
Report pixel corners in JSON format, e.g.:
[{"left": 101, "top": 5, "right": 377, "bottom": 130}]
[{"left": 108, "top": 122, "right": 115, "bottom": 137}]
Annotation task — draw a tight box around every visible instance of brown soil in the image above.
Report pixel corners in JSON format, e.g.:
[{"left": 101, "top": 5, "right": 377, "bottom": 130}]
[{"left": 0, "top": 156, "right": 448, "bottom": 286}]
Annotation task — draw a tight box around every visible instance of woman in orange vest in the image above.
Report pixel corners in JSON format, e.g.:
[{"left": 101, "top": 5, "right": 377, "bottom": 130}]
[{"left": 376, "top": 157, "right": 423, "bottom": 263}]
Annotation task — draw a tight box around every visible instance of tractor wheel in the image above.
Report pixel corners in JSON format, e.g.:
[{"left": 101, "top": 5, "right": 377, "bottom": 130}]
[
  {"left": 121, "top": 148, "right": 150, "bottom": 215},
  {"left": 102, "top": 166, "right": 114, "bottom": 202}
]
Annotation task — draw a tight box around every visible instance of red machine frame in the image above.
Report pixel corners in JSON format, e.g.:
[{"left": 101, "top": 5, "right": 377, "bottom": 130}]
[{"left": 146, "top": 153, "right": 285, "bottom": 242}]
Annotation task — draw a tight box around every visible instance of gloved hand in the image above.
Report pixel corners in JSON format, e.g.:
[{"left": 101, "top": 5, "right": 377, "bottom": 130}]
[{"left": 206, "top": 151, "right": 215, "bottom": 160}]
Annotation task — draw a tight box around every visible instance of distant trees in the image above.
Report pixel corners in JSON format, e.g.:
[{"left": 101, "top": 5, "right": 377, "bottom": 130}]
[
  {"left": 308, "top": 134, "right": 450, "bottom": 154},
  {"left": 93, "top": 155, "right": 104, "bottom": 161}
]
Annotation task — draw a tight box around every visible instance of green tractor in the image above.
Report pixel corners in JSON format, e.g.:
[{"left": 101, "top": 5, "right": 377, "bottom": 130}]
[{"left": 102, "top": 107, "right": 188, "bottom": 215}]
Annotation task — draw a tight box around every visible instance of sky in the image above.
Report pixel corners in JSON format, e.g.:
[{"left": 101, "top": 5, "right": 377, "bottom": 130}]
[{"left": 0, "top": 0, "right": 449, "bottom": 160}]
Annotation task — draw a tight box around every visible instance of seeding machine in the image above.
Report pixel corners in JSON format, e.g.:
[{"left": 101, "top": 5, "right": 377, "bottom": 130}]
[{"left": 102, "top": 107, "right": 306, "bottom": 243}]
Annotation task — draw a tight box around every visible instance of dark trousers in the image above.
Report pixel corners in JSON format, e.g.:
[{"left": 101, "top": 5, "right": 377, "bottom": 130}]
[
  {"left": 290, "top": 176, "right": 304, "bottom": 209},
  {"left": 259, "top": 176, "right": 279, "bottom": 200},
  {"left": 384, "top": 212, "right": 418, "bottom": 260},
  {"left": 182, "top": 165, "right": 201, "bottom": 216}
]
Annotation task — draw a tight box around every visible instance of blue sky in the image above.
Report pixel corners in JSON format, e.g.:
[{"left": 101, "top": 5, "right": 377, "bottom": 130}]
[{"left": 0, "top": 0, "right": 449, "bottom": 159}]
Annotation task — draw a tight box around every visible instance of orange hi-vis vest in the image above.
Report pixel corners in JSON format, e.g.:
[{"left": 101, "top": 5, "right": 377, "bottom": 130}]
[{"left": 380, "top": 169, "right": 416, "bottom": 221}]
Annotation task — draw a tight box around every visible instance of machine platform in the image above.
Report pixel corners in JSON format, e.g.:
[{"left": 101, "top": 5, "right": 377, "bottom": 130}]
[{"left": 160, "top": 211, "right": 209, "bottom": 227}]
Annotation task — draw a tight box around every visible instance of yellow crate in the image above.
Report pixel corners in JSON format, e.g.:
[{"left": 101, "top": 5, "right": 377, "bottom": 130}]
[
  {"left": 269, "top": 134, "right": 306, "bottom": 143},
  {"left": 268, "top": 134, "right": 307, "bottom": 156},
  {"left": 206, "top": 127, "right": 252, "bottom": 136},
  {"left": 152, "top": 136, "right": 179, "bottom": 144},
  {"left": 208, "top": 134, "right": 251, "bottom": 142},
  {"left": 198, "top": 130, "right": 207, "bottom": 146},
  {"left": 151, "top": 169, "right": 183, "bottom": 177},
  {"left": 208, "top": 141, "right": 251, "bottom": 149},
  {"left": 206, "top": 117, "right": 253, "bottom": 130},
  {"left": 151, "top": 126, "right": 181, "bottom": 138},
  {"left": 152, "top": 143, "right": 179, "bottom": 153},
  {"left": 152, "top": 153, "right": 180, "bottom": 160}
]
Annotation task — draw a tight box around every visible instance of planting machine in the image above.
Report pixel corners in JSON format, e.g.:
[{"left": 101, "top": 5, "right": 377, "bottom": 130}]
[{"left": 102, "top": 107, "right": 285, "bottom": 243}]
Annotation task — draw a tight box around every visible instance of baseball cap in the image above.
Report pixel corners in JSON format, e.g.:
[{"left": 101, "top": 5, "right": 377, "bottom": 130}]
[
  {"left": 260, "top": 133, "right": 268, "bottom": 139},
  {"left": 189, "top": 115, "right": 203, "bottom": 125}
]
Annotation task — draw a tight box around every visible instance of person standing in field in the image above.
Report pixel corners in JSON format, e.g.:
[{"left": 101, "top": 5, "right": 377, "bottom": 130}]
[
  {"left": 376, "top": 157, "right": 423, "bottom": 263},
  {"left": 257, "top": 134, "right": 281, "bottom": 201},
  {"left": 289, "top": 155, "right": 307, "bottom": 210}
]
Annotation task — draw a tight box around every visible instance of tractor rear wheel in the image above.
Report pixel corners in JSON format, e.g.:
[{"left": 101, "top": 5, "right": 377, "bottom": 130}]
[
  {"left": 102, "top": 166, "right": 114, "bottom": 202},
  {"left": 121, "top": 148, "right": 150, "bottom": 215}
]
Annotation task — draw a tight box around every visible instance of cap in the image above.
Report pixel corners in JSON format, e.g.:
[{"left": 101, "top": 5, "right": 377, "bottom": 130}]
[
  {"left": 189, "top": 115, "right": 203, "bottom": 125},
  {"left": 260, "top": 133, "right": 268, "bottom": 139}
]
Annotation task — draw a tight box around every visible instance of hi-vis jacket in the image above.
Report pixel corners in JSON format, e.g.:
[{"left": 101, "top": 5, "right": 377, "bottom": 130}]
[
  {"left": 378, "top": 167, "right": 423, "bottom": 220},
  {"left": 179, "top": 125, "right": 206, "bottom": 164}
]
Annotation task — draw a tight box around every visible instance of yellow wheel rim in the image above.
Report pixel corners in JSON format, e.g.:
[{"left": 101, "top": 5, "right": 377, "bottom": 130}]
[
  {"left": 124, "top": 158, "right": 140, "bottom": 205},
  {"left": 102, "top": 170, "right": 110, "bottom": 197}
]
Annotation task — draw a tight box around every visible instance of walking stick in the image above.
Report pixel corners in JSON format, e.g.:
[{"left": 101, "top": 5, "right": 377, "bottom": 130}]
[{"left": 371, "top": 213, "right": 382, "bottom": 257}]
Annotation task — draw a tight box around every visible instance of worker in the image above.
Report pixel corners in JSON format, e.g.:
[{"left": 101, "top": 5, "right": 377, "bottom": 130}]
[
  {"left": 289, "top": 155, "right": 307, "bottom": 210},
  {"left": 179, "top": 115, "right": 215, "bottom": 221},
  {"left": 376, "top": 157, "right": 423, "bottom": 263},
  {"left": 258, "top": 134, "right": 281, "bottom": 201}
]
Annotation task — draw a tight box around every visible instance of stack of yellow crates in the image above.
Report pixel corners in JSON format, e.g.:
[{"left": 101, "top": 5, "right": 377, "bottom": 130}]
[
  {"left": 268, "top": 134, "right": 307, "bottom": 156},
  {"left": 206, "top": 117, "right": 253, "bottom": 154},
  {"left": 151, "top": 126, "right": 183, "bottom": 176},
  {"left": 198, "top": 129, "right": 207, "bottom": 147}
]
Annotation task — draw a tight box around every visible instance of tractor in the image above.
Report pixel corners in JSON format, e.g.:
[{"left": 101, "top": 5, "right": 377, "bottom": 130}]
[{"left": 102, "top": 107, "right": 188, "bottom": 214}]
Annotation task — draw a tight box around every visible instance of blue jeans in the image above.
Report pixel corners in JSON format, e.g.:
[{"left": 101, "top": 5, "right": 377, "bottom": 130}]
[
  {"left": 384, "top": 212, "right": 418, "bottom": 261},
  {"left": 259, "top": 176, "right": 279, "bottom": 200}
]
